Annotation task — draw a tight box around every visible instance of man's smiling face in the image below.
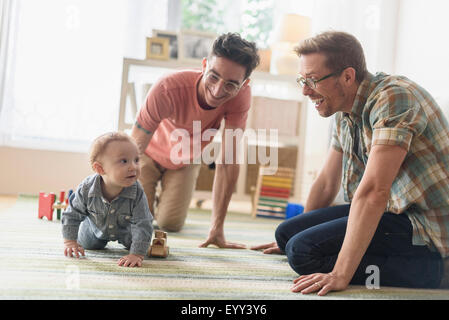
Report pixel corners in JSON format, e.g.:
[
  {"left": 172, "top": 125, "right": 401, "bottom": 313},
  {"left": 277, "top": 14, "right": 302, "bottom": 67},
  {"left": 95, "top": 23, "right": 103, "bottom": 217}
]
[
  {"left": 298, "top": 52, "right": 353, "bottom": 117},
  {"left": 197, "top": 55, "right": 248, "bottom": 108}
]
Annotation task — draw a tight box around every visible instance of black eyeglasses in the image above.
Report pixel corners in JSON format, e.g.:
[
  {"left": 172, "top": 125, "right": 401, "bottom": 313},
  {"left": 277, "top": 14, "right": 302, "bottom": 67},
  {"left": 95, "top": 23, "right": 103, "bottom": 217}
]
[{"left": 296, "top": 68, "right": 347, "bottom": 89}]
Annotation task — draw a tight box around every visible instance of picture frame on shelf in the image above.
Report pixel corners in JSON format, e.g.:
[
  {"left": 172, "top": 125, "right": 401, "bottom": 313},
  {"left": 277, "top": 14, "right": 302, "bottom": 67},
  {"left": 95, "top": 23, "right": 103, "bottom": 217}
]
[
  {"left": 146, "top": 37, "right": 170, "bottom": 60},
  {"left": 152, "top": 29, "right": 179, "bottom": 60},
  {"left": 178, "top": 30, "right": 216, "bottom": 63}
]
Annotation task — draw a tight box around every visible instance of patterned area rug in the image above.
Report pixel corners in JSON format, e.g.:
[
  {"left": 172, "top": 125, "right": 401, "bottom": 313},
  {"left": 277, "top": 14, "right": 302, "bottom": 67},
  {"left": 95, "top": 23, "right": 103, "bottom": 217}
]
[{"left": 1, "top": 195, "right": 448, "bottom": 300}]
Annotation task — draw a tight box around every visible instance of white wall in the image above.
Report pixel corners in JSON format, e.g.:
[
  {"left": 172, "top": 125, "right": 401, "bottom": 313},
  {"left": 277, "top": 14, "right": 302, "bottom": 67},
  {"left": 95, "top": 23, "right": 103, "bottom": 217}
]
[
  {"left": 395, "top": 0, "right": 449, "bottom": 102},
  {"left": 0, "top": 146, "right": 91, "bottom": 196}
]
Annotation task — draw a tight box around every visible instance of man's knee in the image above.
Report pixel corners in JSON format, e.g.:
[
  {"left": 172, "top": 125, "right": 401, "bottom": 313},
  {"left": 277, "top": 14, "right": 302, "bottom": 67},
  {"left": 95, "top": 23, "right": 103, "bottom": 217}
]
[
  {"left": 275, "top": 219, "right": 294, "bottom": 251},
  {"left": 284, "top": 236, "right": 321, "bottom": 276},
  {"left": 155, "top": 216, "right": 185, "bottom": 232}
]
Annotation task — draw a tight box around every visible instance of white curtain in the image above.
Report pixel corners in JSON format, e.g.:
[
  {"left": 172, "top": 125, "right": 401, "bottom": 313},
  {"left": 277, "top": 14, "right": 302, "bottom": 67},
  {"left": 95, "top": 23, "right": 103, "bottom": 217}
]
[
  {"left": 311, "top": 0, "right": 399, "bottom": 74},
  {"left": 0, "top": 0, "right": 19, "bottom": 145},
  {"left": 273, "top": 0, "right": 399, "bottom": 74},
  {"left": 0, "top": 0, "right": 168, "bottom": 152},
  {"left": 271, "top": 0, "right": 400, "bottom": 157}
]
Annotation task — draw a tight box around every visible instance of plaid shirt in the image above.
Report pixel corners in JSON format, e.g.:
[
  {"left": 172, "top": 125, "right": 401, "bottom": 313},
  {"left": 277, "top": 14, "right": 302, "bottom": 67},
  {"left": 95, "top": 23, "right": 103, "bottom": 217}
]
[{"left": 331, "top": 72, "right": 449, "bottom": 257}]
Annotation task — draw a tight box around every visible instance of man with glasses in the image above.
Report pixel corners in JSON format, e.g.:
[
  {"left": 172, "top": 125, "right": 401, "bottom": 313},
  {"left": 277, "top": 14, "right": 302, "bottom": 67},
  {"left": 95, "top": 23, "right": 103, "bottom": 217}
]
[
  {"left": 131, "top": 33, "right": 259, "bottom": 249},
  {"left": 252, "top": 31, "right": 449, "bottom": 295}
]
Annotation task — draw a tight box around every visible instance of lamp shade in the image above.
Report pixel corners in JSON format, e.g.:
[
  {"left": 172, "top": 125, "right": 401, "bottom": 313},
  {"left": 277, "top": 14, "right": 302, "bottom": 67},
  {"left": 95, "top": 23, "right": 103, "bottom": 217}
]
[
  {"left": 270, "top": 13, "right": 311, "bottom": 75},
  {"left": 274, "top": 14, "right": 311, "bottom": 43}
]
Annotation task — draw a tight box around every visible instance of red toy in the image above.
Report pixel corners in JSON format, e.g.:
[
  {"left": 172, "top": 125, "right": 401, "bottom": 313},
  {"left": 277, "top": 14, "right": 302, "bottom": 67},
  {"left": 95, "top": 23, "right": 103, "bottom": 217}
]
[{"left": 38, "top": 190, "right": 73, "bottom": 221}]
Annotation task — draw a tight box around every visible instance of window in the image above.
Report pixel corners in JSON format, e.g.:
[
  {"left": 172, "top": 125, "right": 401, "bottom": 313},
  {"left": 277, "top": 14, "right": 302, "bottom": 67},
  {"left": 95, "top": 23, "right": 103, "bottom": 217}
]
[
  {"left": 181, "top": 0, "right": 274, "bottom": 49},
  {"left": 0, "top": 0, "right": 168, "bottom": 152}
]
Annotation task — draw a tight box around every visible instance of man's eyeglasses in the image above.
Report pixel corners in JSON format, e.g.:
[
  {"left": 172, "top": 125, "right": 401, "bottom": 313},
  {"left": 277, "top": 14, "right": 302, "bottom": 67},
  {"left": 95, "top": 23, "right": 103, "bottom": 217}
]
[
  {"left": 296, "top": 69, "right": 344, "bottom": 89},
  {"left": 204, "top": 63, "right": 243, "bottom": 95}
]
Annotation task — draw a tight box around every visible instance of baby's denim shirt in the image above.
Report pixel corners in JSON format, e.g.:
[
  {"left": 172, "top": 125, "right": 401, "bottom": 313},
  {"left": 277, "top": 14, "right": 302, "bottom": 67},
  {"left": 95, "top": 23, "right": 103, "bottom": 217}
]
[{"left": 61, "top": 174, "right": 153, "bottom": 255}]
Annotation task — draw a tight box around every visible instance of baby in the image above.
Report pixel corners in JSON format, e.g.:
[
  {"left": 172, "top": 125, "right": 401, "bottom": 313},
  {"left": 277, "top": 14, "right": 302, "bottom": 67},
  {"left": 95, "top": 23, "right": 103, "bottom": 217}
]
[{"left": 62, "top": 132, "right": 153, "bottom": 267}]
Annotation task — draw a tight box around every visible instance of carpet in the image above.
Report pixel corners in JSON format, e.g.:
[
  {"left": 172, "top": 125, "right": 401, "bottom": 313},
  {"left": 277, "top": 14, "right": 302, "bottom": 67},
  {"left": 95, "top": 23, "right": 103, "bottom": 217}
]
[{"left": 1, "top": 195, "right": 448, "bottom": 301}]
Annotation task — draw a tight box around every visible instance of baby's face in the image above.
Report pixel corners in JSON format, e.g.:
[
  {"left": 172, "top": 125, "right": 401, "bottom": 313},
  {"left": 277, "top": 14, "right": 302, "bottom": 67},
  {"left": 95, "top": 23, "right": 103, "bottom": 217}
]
[{"left": 101, "top": 140, "right": 141, "bottom": 188}]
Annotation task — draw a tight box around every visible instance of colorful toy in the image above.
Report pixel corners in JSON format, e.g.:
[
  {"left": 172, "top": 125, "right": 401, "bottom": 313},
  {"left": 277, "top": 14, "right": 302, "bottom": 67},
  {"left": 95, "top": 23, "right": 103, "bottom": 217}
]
[
  {"left": 38, "top": 190, "right": 73, "bottom": 221},
  {"left": 251, "top": 166, "right": 295, "bottom": 219},
  {"left": 148, "top": 230, "right": 169, "bottom": 258},
  {"left": 285, "top": 202, "right": 304, "bottom": 219}
]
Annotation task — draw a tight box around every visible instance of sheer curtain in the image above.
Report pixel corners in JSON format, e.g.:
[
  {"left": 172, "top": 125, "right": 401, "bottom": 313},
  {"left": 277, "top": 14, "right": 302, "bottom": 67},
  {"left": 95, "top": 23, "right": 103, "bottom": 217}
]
[
  {"left": 0, "top": 0, "right": 168, "bottom": 152},
  {"left": 0, "top": 0, "right": 18, "bottom": 146},
  {"left": 272, "top": 0, "right": 400, "bottom": 153},
  {"left": 273, "top": 0, "right": 399, "bottom": 78}
]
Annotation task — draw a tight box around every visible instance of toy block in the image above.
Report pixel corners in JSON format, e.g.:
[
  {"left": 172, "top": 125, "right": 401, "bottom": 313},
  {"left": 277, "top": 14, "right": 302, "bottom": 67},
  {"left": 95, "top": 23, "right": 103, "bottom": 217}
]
[
  {"left": 59, "top": 191, "right": 65, "bottom": 203},
  {"left": 54, "top": 202, "right": 68, "bottom": 220},
  {"left": 38, "top": 190, "right": 72, "bottom": 221},
  {"left": 55, "top": 190, "right": 69, "bottom": 220},
  {"left": 148, "top": 231, "right": 169, "bottom": 257},
  {"left": 154, "top": 230, "right": 167, "bottom": 240},
  {"left": 38, "top": 192, "right": 56, "bottom": 221}
]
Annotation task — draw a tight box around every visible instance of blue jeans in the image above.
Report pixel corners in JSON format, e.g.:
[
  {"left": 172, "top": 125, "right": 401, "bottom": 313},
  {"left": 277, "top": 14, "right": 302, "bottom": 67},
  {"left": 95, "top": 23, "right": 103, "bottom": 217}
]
[
  {"left": 77, "top": 219, "right": 131, "bottom": 251},
  {"left": 276, "top": 204, "right": 443, "bottom": 288}
]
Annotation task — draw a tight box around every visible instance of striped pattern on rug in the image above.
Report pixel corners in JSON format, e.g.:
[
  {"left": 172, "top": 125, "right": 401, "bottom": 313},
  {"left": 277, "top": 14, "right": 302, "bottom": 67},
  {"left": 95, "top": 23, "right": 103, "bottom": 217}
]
[{"left": 1, "top": 196, "right": 448, "bottom": 300}]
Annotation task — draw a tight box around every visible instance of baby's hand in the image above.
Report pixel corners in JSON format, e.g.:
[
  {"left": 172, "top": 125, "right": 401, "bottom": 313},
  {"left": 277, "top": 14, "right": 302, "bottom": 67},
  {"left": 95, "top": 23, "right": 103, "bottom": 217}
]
[
  {"left": 118, "top": 254, "right": 144, "bottom": 267},
  {"left": 64, "top": 239, "right": 85, "bottom": 258}
]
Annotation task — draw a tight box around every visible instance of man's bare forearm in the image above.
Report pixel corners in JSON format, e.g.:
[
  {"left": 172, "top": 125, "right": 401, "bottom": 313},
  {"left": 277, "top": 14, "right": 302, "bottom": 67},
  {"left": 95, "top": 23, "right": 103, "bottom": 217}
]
[
  {"left": 210, "top": 163, "right": 239, "bottom": 230},
  {"left": 199, "top": 163, "right": 245, "bottom": 249},
  {"left": 131, "top": 121, "right": 153, "bottom": 154},
  {"left": 304, "top": 148, "right": 343, "bottom": 213},
  {"left": 304, "top": 175, "right": 340, "bottom": 212},
  {"left": 332, "top": 145, "right": 407, "bottom": 285},
  {"left": 331, "top": 191, "right": 387, "bottom": 282}
]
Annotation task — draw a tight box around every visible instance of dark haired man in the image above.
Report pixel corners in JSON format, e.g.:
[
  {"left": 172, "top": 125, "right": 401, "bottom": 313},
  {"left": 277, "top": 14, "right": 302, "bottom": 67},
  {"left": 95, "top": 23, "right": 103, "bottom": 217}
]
[
  {"left": 252, "top": 31, "right": 449, "bottom": 294},
  {"left": 131, "top": 33, "right": 259, "bottom": 248}
]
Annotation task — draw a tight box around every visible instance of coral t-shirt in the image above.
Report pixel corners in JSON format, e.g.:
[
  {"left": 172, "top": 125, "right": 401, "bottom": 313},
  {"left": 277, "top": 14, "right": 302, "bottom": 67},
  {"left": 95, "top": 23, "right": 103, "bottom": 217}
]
[{"left": 136, "top": 70, "right": 251, "bottom": 170}]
